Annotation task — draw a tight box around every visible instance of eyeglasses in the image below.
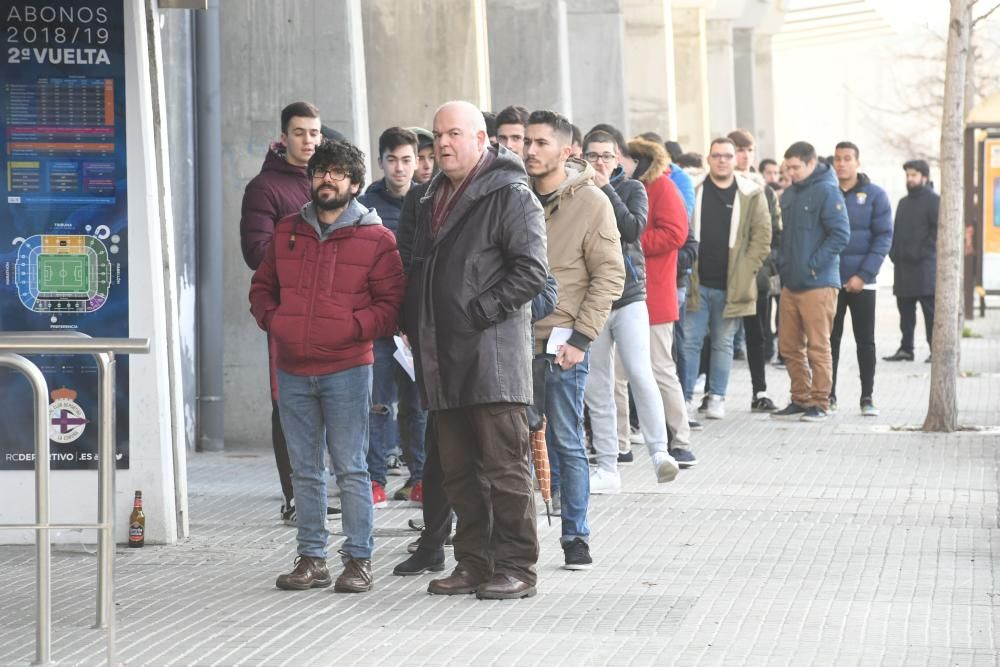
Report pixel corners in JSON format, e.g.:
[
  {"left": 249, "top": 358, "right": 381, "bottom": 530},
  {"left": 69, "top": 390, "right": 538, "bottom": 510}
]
[
  {"left": 310, "top": 167, "right": 349, "bottom": 181},
  {"left": 585, "top": 152, "right": 617, "bottom": 164},
  {"left": 709, "top": 153, "right": 735, "bottom": 161}
]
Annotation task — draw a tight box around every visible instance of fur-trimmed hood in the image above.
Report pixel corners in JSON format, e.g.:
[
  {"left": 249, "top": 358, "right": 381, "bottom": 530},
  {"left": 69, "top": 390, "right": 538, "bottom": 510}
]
[{"left": 626, "top": 137, "right": 670, "bottom": 184}]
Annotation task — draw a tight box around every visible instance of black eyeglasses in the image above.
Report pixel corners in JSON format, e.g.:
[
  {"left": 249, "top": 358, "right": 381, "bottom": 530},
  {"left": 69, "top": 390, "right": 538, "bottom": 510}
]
[
  {"left": 585, "top": 152, "right": 617, "bottom": 164},
  {"left": 310, "top": 168, "right": 349, "bottom": 181}
]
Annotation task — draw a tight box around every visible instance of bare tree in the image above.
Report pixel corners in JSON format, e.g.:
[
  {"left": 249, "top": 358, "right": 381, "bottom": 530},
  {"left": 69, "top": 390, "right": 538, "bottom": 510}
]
[{"left": 923, "top": 0, "right": 972, "bottom": 432}]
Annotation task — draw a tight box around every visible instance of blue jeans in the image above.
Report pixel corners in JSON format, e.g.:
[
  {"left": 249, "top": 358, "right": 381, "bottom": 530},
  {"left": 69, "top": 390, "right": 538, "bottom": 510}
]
[
  {"left": 396, "top": 365, "right": 427, "bottom": 483},
  {"left": 367, "top": 337, "right": 399, "bottom": 486},
  {"left": 681, "top": 285, "right": 740, "bottom": 399},
  {"left": 543, "top": 352, "right": 590, "bottom": 543},
  {"left": 674, "top": 285, "right": 688, "bottom": 400},
  {"left": 277, "top": 365, "right": 374, "bottom": 560}
]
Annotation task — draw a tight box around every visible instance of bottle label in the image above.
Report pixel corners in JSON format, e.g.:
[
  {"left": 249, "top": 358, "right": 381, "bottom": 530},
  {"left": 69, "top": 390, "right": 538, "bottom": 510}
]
[{"left": 129, "top": 523, "right": 143, "bottom": 540}]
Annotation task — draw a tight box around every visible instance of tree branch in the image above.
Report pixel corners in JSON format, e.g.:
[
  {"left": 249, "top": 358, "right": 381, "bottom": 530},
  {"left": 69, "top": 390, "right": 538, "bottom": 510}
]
[{"left": 972, "top": 1, "right": 1000, "bottom": 27}]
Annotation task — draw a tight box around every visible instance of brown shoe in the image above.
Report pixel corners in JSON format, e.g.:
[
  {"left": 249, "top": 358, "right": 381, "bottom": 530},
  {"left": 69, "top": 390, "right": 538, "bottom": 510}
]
[
  {"left": 427, "top": 565, "right": 485, "bottom": 595},
  {"left": 476, "top": 573, "right": 536, "bottom": 600},
  {"left": 275, "top": 555, "right": 332, "bottom": 590},
  {"left": 334, "top": 557, "right": 373, "bottom": 593}
]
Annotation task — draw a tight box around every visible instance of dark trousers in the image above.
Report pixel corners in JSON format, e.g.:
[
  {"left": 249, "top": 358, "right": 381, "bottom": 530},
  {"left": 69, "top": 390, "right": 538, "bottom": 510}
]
[
  {"left": 830, "top": 288, "right": 877, "bottom": 400},
  {"left": 897, "top": 295, "right": 935, "bottom": 353},
  {"left": 701, "top": 290, "right": 769, "bottom": 396},
  {"left": 435, "top": 404, "right": 539, "bottom": 585},
  {"left": 271, "top": 400, "right": 294, "bottom": 504},
  {"left": 417, "top": 418, "right": 453, "bottom": 551}
]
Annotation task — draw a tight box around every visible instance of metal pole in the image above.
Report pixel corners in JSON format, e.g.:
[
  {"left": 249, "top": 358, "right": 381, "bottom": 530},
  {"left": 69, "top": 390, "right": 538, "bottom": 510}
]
[
  {"left": 194, "top": 0, "right": 224, "bottom": 452},
  {"left": 95, "top": 352, "right": 113, "bottom": 632},
  {"left": 0, "top": 353, "right": 51, "bottom": 666}
]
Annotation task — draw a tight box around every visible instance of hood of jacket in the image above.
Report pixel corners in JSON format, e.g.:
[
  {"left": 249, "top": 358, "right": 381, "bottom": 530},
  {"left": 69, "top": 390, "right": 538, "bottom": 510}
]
[
  {"left": 840, "top": 172, "right": 871, "bottom": 194},
  {"left": 299, "top": 198, "right": 382, "bottom": 240},
  {"left": 794, "top": 160, "right": 837, "bottom": 192},
  {"left": 260, "top": 141, "right": 307, "bottom": 178},
  {"left": 535, "top": 157, "right": 595, "bottom": 214},
  {"left": 626, "top": 137, "right": 670, "bottom": 184}
]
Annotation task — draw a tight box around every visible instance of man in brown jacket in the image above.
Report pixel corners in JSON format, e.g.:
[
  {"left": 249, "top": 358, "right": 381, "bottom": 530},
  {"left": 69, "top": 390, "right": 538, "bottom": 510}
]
[{"left": 525, "top": 110, "right": 626, "bottom": 571}]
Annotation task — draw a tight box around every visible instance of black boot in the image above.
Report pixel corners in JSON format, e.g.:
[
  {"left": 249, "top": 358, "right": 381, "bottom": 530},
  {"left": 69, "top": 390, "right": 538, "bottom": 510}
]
[
  {"left": 393, "top": 547, "right": 446, "bottom": 576},
  {"left": 882, "top": 348, "right": 914, "bottom": 362}
]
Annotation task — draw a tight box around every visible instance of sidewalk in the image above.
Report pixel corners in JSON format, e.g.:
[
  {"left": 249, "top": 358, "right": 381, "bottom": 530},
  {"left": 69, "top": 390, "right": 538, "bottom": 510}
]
[{"left": 1, "top": 287, "right": 998, "bottom": 666}]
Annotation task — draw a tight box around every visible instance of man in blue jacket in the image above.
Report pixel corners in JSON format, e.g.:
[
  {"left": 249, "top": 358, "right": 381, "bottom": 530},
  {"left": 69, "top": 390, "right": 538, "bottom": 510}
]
[
  {"left": 829, "top": 142, "right": 893, "bottom": 416},
  {"left": 772, "top": 142, "right": 850, "bottom": 422}
]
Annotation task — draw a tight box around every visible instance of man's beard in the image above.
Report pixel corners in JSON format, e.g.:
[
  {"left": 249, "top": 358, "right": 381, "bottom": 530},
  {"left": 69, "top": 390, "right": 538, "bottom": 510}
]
[
  {"left": 906, "top": 182, "right": 923, "bottom": 194},
  {"left": 313, "top": 186, "right": 352, "bottom": 211}
]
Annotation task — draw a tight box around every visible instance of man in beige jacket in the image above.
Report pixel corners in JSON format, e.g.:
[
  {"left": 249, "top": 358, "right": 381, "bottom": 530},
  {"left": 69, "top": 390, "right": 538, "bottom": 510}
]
[{"left": 524, "top": 110, "right": 630, "bottom": 571}]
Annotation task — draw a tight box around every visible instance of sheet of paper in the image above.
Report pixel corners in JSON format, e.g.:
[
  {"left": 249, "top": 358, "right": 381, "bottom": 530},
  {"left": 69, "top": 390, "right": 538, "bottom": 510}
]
[
  {"left": 393, "top": 335, "right": 416, "bottom": 382},
  {"left": 545, "top": 327, "right": 573, "bottom": 355}
]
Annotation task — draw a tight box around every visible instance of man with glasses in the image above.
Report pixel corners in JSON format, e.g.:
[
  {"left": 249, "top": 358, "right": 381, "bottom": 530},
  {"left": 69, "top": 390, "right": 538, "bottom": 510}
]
[
  {"left": 579, "top": 129, "right": 680, "bottom": 493},
  {"left": 250, "top": 140, "right": 406, "bottom": 593},
  {"left": 680, "top": 137, "right": 771, "bottom": 420}
]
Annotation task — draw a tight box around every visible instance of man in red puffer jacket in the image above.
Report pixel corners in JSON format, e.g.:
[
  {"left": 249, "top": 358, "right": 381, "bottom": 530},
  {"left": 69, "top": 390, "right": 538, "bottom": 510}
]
[
  {"left": 626, "top": 136, "right": 697, "bottom": 468},
  {"left": 250, "top": 140, "right": 405, "bottom": 594}
]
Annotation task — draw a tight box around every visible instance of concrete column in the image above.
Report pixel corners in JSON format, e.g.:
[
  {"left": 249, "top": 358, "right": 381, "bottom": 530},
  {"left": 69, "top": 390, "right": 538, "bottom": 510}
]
[
  {"left": 363, "top": 0, "right": 490, "bottom": 163},
  {"left": 751, "top": 31, "right": 778, "bottom": 159},
  {"left": 566, "top": 0, "right": 628, "bottom": 134},
  {"left": 487, "top": 0, "right": 572, "bottom": 116},
  {"left": 705, "top": 18, "right": 736, "bottom": 138},
  {"left": 671, "top": 5, "right": 710, "bottom": 152},
  {"left": 623, "top": 0, "right": 677, "bottom": 139},
  {"left": 219, "top": 0, "right": 370, "bottom": 447},
  {"left": 733, "top": 27, "right": 755, "bottom": 131}
]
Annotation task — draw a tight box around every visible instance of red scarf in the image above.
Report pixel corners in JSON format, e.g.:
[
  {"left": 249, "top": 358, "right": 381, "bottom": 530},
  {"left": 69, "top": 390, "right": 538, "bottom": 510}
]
[{"left": 431, "top": 150, "right": 494, "bottom": 236}]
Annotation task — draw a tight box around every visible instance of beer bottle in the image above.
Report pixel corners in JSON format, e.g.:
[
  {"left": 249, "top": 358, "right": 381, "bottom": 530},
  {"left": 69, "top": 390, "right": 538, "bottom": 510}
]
[{"left": 128, "top": 490, "right": 145, "bottom": 548}]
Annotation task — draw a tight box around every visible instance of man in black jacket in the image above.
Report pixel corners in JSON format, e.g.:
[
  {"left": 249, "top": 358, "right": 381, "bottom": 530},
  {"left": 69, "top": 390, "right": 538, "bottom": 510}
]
[
  {"left": 401, "top": 101, "right": 549, "bottom": 600},
  {"left": 885, "top": 160, "right": 938, "bottom": 363}
]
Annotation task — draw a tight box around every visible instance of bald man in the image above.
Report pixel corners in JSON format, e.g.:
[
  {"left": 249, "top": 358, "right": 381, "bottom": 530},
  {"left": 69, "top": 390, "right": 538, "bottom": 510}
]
[{"left": 399, "top": 101, "right": 550, "bottom": 600}]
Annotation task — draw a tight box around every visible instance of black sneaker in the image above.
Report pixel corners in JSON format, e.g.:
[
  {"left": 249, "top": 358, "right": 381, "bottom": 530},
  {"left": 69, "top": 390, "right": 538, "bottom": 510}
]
[
  {"left": 688, "top": 418, "right": 704, "bottom": 431},
  {"left": 407, "top": 535, "right": 453, "bottom": 554},
  {"left": 617, "top": 450, "right": 634, "bottom": 465},
  {"left": 800, "top": 406, "right": 828, "bottom": 422},
  {"left": 771, "top": 403, "right": 808, "bottom": 420},
  {"left": 392, "top": 548, "right": 446, "bottom": 576},
  {"left": 386, "top": 454, "right": 407, "bottom": 476},
  {"left": 883, "top": 348, "right": 914, "bottom": 362},
  {"left": 562, "top": 538, "right": 592, "bottom": 570},
  {"left": 669, "top": 448, "right": 697, "bottom": 468},
  {"left": 281, "top": 503, "right": 341, "bottom": 526},
  {"left": 751, "top": 395, "right": 778, "bottom": 412}
]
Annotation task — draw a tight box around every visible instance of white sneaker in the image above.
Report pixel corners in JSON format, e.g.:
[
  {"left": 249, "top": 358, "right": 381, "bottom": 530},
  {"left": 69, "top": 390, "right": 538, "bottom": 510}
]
[
  {"left": 705, "top": 394, "right": 725, "bottom": 419},
  {"left": 589, "top": 468, "right": 622, "bottom": 495},
  {"left": 629, "top": 427, "right": 645, "bottom": 445},
  {"left": 652, "top": 452, "right": 679, "bottom": 483}
]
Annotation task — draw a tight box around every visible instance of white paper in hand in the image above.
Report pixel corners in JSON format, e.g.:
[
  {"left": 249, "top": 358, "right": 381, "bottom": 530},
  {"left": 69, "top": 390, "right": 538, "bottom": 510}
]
[
  {"left": 545, "top": 327, "right": 573, "bottom": 355},
  {"left": 393, "top": 335, "right": 416, "bottom": 382}
]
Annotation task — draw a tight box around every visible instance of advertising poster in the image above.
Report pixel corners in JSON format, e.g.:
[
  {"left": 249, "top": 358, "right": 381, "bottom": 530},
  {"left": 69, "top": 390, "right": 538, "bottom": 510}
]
[{"left": 1, "top": 1, "right": 128, "bottom": 470}]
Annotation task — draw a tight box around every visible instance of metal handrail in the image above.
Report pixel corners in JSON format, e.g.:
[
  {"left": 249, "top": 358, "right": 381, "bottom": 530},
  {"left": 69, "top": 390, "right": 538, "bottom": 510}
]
[{"left": 0, "top": 332, "right": 149, "bottom": 666}]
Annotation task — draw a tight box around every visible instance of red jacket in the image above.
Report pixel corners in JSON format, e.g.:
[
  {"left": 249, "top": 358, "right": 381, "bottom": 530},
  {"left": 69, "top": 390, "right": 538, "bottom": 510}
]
[
  {"left": 249, "top": 201, "right": 405, "bottom": 377},
  {"left": 640, "top": 176, "right": 688, "bottom": 325}
]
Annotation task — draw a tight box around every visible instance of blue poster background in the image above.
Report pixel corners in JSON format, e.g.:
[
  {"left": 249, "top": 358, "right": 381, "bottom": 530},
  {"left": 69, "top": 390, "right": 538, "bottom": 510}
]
[{"left": 1, "top": 1, "right": 129, "bottom": 470}]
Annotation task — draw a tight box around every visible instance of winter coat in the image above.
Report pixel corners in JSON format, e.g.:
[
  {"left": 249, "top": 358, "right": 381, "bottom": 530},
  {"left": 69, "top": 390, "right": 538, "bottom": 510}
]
[
  {"left": 778, "top": 162, "right": 850, "bottom": 292},
  {"left": 756, "top": 184, "right": 783, "bottom": 292},
  {"left": 627, "top": 137, "right": 688, "bottom": 324},
  {"left": 602, "top": 166, "right": 649, "bottom": 310},
  {"left": 358, "top": 178, "right": 406, "bottom": 236},
  {"left": 889, "top": 185, "right": 939, "bottom": 297},
  {"left": 839, "top": 173, "right": 893, "bottom": 285},
  {"left": 249, "top": 200, "right": 406, "bottom": 377},
  {"left": 240, "top": 143, "right": 311, "bottom": 270},
  {"left": 687, "top": 173, "right": 772, "bottom": 318},
  {"left": 667, "top": 164, "right": 696, "bottom": 221},
  {"left": 401, "top": 144, "right": 549, "bottom": 410},
  {"left": 533, "top": 158, "right": 626, "bottom": 352}
]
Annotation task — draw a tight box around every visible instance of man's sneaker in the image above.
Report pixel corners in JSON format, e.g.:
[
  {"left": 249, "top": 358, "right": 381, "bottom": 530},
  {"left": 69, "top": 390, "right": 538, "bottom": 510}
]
[
  {"left": 589, "top": 468, "right": 622, "bottom": 495},
  {"left": 669, "top": 447, "right": 697, "bottom": 468},
  {"left": 773, "top": 356, "right": 786, "bottom": 369},
  {"left": 705, "top": 394, "right": 725, "bottom": 420},
  {"left": 617, "top": 450, "right": 634, "bottom": 465},
  {"left": 393, "top": 480, "right": 424, "bottom": 506},
  {"left": 334, "top": 554, "right": 373, "bottom": 593},
  {"left": 562, "top": 537, "right": 593, "bottom": 570},
  {"left": 800, "top": 406, "right": 828, "bottom": 422},
  {"left": 629, "top": 427, "right": 645, "bottom": 444},
  {"left": 828, "top": 396, "right": 838, "bottom": 412},
  {"left": 860, "top": 398, "right": 880, "bottom": 417},
  {"left": 275, "top": 555, "right": 332, "bottom": 590},
  {"left": 386, "top": 454, "right": 407, "bottom": 476},
  {"left": 652, "top": 452, "right": 680, "bottom": 483},
  {"left": 393, "top": 548, "right": 445, "bottom": 576},
  {"left": 751, "top": 393, "right": 778, "bottom": 412},
  {"left": 371, "top": 481, "right": 388, "bottom": 509},
  {"left": 771, "top": 403, "right": 808, "bottom": 420},
  {"left": 733, "top": 347, "right": 746, "bottom": 361},
  {"left": 281, "top": 503, "right": 340, "bottom": 526},
  {"left": 688, "top": 418, "right": 704, "bottom": 431},
  {"left": 698, "top": 395, "right": 709, "bottom": 413},
  {"left": 883, "top": 348, "right": 914, "bottom": 362},
  {"left": 550, "top": 493, "right": 561, "bottom": 516}
]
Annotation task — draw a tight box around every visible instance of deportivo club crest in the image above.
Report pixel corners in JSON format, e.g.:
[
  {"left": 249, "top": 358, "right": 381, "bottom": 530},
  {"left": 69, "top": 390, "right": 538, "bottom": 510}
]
[{"left": 49, "top": 387, "right": 90, "bottom": 444}]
